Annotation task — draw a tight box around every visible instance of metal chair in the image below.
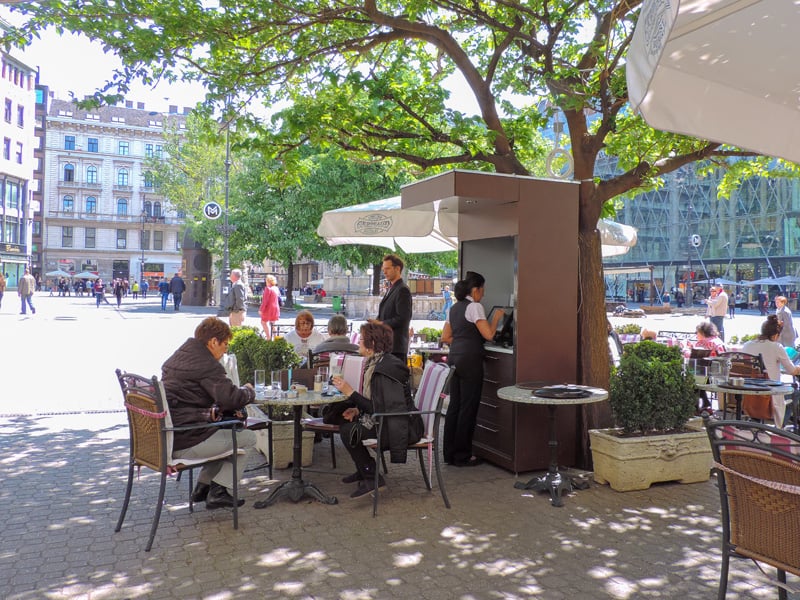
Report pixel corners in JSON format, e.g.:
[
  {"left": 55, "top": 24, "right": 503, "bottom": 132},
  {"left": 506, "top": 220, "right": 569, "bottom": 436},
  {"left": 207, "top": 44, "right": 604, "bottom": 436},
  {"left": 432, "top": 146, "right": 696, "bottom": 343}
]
[
  {"left": 115, "top": 369, "right": 246, "bottom": 552},
  {"left": 367, "top": 361, "right": 455, "bottom": 517},
  {"left": 302, "top": 354, "right": 365, "bottom": 468},
  {"left": 705, "top": 418, "right": 800, "bottom": 599},
  {"left": 717, "top": 351, "right": 770, "bottom": 420}
]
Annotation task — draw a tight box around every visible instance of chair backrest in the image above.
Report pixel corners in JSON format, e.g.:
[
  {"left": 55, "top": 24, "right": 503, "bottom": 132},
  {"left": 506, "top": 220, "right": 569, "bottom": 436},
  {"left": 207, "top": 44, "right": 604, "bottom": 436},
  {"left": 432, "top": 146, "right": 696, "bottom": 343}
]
[
  {"left": 413, "top": 362, "right": 454, "bottom": 437},
  {"left": 718, "top": 351, "right": 767, "bottom": 378},
  {"left": 705, "top": 419, "right": 800, "bottom": 575},
  {"left": 276, "top": 368, "right": 316, "bottom": 389},
  {"left": 342, "top": 355, "right": 366, "bottom": 393},
  {"left": 116, "top": 369, "right": 171, "bottom": 473}
]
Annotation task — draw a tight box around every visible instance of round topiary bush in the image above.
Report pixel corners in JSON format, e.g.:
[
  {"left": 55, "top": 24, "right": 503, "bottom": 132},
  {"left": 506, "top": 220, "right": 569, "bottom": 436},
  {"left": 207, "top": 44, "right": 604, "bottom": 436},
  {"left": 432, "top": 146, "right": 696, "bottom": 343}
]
[{"left": 610, "top": 341, "right": 696, "bottom": 435}]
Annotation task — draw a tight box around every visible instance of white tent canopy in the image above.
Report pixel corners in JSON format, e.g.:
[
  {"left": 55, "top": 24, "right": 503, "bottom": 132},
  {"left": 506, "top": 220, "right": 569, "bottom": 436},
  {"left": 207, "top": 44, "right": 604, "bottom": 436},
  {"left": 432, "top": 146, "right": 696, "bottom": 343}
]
[
  {"left": 319, "top": 196, "right": 636, "bottom": 256},
  {"left": 627, "top": 0, "right": 800, "bottom": 164}
]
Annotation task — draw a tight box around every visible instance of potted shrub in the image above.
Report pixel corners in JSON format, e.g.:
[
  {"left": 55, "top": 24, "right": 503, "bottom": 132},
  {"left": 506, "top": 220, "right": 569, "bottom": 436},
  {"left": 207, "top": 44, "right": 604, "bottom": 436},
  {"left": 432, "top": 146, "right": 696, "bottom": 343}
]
[
  {"left": 589, "top": 341, "right": 712, "bottom": 491},
  {"left": 228, "top": 326, "right": 311, "bottom": 468}
]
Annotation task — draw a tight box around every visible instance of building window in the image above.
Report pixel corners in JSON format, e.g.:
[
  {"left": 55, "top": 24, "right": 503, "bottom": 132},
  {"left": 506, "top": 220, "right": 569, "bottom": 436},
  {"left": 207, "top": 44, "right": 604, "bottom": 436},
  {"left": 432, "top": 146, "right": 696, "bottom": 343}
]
[
  {"left": 117, "top": 198, "right": 128, "bottom": 215},
  {"left": 143, "top": 172, "right": 154, "bottom": 188},
  {"left": 177, "top": 209, "right": 186, "bottom": 219},
  {"left": 62, "top": 226, "right": 73, "bottom": 247},
  {"left": 32, "top": 221, "right": 41, "bottom": 236},
  {"left": 117, "top": 168, "right": 129, "bottom": 186},
  {"left": 16, "top": 105, "right": 23, "bottom": 127},
  {"left": 145, "top": 143, "right": 153, "bottom": 158},
  {"left": 155, "top": 144, "right": 163, "bottom": 158},
  {"left": 144, "top": 200, "right": 152, "bottom": 216},
  {"left": 85, "top": 227, "right": 96, "bottom": 248},
  {"left": 153, "top": 201, "right": 162, "bottom": 217},
  {"left": 2, "top": 137, "right": 9, "bottom": 160},
  {"left": 15, "top": 142, "right": 22, "bottom": 164},
  {"left": 64, "top": 135, "right": 75, "bottom": 150},
  {"left": 153, "top": 230, "right": 163, "bottom": 251},
  {"left": 141, "top": 229, "right": 150, "bottom": 251},
  {"left": 85, "top": 196, "right": 97, "bottom": 213},
  {"left": 63, "top": 163, "right": 75, "bottom": 182},
  {"left": 3, "top": 98, "right": 11, "bottom": 122},
  {"left": 62, "top": 195, "right": 74, "bottom": 212},
  {"left": 116, "top": 229, "right": 127, "bottom": 249},
  {"left": 87, "top": 137, "right": 98, "bottom": 152},
  {"left": 6, "top": 181, "right": 18, "bottom": 209},
  {"left": 86, "top": 165, "right": 98, "bottom": 184},
  {"left": 118, "top": 140, "right": 129, "bottom": 155}
]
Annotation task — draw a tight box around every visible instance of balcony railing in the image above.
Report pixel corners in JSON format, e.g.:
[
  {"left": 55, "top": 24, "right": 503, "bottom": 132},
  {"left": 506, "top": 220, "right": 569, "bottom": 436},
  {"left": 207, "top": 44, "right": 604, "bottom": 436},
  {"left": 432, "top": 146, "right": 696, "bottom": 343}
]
[{"left": 46, "top": 211, "right": 184, "bottom": 226}]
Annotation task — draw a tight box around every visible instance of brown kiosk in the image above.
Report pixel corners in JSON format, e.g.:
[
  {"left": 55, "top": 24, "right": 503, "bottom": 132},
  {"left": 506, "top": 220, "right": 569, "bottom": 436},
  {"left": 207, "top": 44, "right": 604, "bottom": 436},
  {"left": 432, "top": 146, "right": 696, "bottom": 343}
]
[{"left": 402, "top": 170, "right": 581, "bottom": 473}]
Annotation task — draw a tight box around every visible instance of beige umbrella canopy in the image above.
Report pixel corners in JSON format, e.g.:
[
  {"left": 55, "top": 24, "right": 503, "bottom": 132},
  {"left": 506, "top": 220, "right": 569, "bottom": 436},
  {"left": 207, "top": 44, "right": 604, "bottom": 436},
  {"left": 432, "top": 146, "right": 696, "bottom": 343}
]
[
  {"left": 627, "top": 0, "right": 800, "bottom": 163},
  {"left": 319, "top": 196, "right": 636, "bottom": 256}
]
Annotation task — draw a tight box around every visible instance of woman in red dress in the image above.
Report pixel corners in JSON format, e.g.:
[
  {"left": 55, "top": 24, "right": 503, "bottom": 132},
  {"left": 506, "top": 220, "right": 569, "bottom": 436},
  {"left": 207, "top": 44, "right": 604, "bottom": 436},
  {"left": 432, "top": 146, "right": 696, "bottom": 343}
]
[{"left": 259, "top": 275, "right": 281, "bottom": 339}]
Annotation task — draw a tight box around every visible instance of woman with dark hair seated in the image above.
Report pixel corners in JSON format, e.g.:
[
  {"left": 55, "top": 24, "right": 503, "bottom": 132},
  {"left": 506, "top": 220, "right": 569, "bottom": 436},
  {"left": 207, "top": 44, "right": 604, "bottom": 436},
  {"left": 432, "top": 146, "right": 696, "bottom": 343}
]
[
  {"left": 331, "top": 322, "right": 423, "bottom": 499},
  {"left": 743, "top": 315, "right": 800, "bottom": 426}
]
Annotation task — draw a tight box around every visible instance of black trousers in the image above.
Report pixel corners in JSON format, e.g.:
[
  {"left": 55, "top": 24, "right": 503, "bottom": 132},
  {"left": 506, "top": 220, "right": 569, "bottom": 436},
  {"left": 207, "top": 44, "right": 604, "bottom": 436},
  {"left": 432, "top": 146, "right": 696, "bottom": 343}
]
[
  {"left": 340, "top": 421, "right": 378, "bottom": 477},
  {"left": 443, "top": 362, "right": 483, "bottom": 465}
]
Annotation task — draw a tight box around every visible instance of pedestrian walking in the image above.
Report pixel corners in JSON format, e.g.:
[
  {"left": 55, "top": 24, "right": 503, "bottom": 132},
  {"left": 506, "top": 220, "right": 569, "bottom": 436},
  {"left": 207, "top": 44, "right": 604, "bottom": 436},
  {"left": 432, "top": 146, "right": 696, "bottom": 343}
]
[
  {"left": 131, "top": 280, "right": 139, "bottom": 300},
  {"left": 158, "top": 277, "right": 170, "bottom": 311},
  {"left": 94, "top": 279, "right": 111, "bottom": 307},
  {"left": 0, "top": 272, "right": 5, "bottom": 309},
  {"left": 141, "top": 279, "right": 149, "bottom": 298},
  {"left": 114, "top": 279, "right": 124, "bottom": 308},
  {"left": 169, "top": 272, "right": 186, "bottom": 311},
  {"left": 226, "top": 268, "right": 247, "bottom": 327},
  {"left": 18, "top": 268, "right": 36, "bottom": 315}
]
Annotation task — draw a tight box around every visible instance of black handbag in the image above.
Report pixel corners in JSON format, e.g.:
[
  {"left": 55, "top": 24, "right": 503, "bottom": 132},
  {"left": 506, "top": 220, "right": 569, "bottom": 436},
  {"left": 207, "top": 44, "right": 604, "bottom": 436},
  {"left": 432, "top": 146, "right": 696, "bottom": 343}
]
[{"left": 322, "top": 400, "right": 354, "bottom": 425}]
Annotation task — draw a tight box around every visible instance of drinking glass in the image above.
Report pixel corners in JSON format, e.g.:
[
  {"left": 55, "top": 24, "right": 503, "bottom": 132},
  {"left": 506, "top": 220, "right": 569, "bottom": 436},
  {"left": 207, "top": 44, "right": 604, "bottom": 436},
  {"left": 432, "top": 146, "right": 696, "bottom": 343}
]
[
  {"left": 254, "top": 369, "right": 266, "bottom": 400},
  {"left": 314, "top": 373, "right": 324, "bottom": 393},
  {"left": 271, "top": 370, "right": 283, "bottom": 397}
]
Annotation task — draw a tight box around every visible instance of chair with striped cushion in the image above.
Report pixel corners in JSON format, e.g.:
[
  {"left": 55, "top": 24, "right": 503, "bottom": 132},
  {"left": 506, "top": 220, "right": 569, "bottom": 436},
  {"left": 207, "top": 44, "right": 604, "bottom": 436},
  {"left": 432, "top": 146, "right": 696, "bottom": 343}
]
[
  {"left": 367, "top": 361, "right": 455, "bottom": 516},
  {"left": 115, "top": 369, "right": 247, "bottom": 552}
]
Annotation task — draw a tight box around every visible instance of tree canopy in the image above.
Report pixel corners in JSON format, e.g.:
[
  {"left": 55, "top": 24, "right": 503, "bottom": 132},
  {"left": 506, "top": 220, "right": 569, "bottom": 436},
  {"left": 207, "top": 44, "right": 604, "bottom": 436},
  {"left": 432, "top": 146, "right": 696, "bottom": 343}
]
[{"left": 8, "top": 0, "right": 794, "bottom": 393}]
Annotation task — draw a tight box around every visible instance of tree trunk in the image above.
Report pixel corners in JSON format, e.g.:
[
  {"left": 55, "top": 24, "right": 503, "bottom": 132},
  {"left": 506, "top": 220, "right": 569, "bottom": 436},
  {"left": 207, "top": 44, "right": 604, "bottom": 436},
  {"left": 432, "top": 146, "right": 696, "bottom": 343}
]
[
  {"left": 575, "top": 181, "right": 614, "bottom": 468},
  {"left": 372, "top": 262, "right": 381, "bottom": 296}
]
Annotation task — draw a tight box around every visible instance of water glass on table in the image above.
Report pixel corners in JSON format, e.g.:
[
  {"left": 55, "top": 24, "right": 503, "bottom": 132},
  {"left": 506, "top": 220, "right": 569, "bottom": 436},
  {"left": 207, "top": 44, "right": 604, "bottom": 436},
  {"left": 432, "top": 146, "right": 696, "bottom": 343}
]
[
  {"left": 271, "top": 370, "right": 283, "bottom": 398},
  {"left": 254, "top": 369, "right": 266, "bottom": 400},
  {"left": 317, "top": 367, "right": 329, "bottom": 393}
]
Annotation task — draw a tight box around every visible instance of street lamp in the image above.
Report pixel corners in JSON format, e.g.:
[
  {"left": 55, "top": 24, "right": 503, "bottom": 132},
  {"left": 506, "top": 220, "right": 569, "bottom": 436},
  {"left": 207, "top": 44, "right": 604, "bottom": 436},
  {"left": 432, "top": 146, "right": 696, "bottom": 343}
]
[
  {"left": 140, "top": 208, "right": 147, "bottom": 283},
  {"left": 216, "top": 106, "right": 233, "bottom": 314},
  {"left": 345, "top": 269, "right": 352, "bottom": 294}
]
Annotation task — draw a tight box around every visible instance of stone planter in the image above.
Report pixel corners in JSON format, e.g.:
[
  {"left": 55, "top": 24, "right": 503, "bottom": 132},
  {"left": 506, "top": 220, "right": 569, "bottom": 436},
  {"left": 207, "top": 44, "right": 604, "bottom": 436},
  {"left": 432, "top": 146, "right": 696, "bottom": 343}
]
[
  {"left": 247, "top": 405, "right": 315, "bottom": 470},
  {"left": 589, "top": 426, "right": 712, "bottom": 492}
]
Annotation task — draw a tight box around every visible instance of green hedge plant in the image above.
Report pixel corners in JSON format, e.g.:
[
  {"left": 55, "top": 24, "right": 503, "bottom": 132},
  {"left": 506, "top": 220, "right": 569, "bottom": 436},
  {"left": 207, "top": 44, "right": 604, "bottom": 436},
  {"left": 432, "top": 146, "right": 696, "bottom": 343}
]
[
  {"left": 227, "top": 326, "right": 303, "bottom": 385},
  {"left": 609, "top": 341, "right": 696, "bottom": 435}
]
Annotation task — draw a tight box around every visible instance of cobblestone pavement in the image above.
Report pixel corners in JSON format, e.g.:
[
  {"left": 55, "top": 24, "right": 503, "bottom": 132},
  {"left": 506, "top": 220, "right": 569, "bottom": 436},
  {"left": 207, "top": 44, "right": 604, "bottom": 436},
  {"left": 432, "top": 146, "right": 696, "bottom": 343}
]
[{"left": 1, "top": 296, "right": 796, "bottom": 598}]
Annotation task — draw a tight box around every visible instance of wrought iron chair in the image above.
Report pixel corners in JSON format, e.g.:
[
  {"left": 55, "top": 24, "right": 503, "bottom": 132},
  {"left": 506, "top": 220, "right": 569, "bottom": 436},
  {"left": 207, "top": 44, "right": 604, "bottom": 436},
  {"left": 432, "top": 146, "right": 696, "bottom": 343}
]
[
  {"left": 705, "top": 418, "right": 800, "bottom": 599},
  {"left": 366, "top": 361, "right": 455, "bottom": 517},
  {"left": 115, "top": 369, "right": 246, "bottom": 552},
  {"left": 302, "top": 354, "right": 366, "bottom": 469},
  {"left": 716, "top": 351, "right": 770, "bottom": 420}
]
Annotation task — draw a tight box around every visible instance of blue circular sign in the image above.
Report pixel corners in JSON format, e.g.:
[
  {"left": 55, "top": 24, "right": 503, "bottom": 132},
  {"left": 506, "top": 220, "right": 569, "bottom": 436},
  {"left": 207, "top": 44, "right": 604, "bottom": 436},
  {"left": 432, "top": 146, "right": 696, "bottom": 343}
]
[{"left": 203, "top": 202, "right": 222, "bottom": 220}]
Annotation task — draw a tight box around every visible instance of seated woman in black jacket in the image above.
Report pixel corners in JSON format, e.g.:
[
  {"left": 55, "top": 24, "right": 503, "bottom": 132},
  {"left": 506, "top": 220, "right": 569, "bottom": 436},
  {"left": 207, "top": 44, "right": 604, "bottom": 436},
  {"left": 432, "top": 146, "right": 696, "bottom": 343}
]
[{"left": 331, "top": 322, "right": 423, "bottom": 499}]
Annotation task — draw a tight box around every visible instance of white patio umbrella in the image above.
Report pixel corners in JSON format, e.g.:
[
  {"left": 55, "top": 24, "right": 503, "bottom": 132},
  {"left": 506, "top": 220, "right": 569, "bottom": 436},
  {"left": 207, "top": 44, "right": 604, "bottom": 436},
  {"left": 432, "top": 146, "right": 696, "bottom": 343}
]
[
  {"left": 319, "top": 196, "right": 637, "bottom": 256},
  {"left": 45, "top": 269, "right": 73, "bottom": 278},
  {"left": 317, "top": 196, "right": 458, "bottom": 254},
  {"left": 73, "top": 271, "right": 100, "bottom": 280},
  {"left": 627, "top": 0, "right": 800, "bottom": 164}
]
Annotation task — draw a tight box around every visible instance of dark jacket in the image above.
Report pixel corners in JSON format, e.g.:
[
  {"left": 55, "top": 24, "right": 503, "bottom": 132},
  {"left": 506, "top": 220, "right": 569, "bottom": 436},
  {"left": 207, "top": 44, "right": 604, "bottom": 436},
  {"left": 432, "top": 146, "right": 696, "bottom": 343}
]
[
  {"left": 161, "top": 337, "right": 255, "bottom": 451},
  {"left": 346, "top": 353, "right": 423, "bottom": 463},
  {"left": 378, "top": 279, "right": 412, "bottom": 356},
  {"left": 448, "top": 299, "right": 486, "bottom": 377},
  {"left": 169, "top": 276, "right": 186, "bottom": 295}
]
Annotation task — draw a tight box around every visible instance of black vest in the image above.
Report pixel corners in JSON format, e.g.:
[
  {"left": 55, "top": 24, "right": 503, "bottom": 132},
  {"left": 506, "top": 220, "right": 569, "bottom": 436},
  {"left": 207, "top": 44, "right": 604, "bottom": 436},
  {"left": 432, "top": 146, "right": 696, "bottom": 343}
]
[{"left": 449, "top": 299, "right": 485, "bottom": 363}]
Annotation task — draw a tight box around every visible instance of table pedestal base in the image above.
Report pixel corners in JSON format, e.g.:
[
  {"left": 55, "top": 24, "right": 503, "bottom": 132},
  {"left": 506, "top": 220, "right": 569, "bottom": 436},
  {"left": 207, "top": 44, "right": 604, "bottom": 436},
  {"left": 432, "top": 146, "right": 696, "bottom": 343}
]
[
  {"left": 254, "top": 478, "right": 338, "bottom": 508},
  {"left": 514, "top": 468, "right": 590, "bottom": 507}
]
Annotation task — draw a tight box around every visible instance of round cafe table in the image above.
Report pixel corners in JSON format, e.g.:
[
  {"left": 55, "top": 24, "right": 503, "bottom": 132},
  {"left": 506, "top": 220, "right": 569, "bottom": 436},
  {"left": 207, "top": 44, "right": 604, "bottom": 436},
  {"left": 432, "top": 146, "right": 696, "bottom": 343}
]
[
  {"left": 498, "top": 383, "right": 608, "bottom": 507},
  {"left": 254, "top": 390, "right": 345, "bottom": 508}
]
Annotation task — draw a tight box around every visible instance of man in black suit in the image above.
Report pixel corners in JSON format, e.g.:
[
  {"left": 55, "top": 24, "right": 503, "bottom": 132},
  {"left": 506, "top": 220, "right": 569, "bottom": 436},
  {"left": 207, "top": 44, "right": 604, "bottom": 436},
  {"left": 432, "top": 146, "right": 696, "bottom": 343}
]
[{"left": 373, "top": 254, "right": 412, "bottom": 362}]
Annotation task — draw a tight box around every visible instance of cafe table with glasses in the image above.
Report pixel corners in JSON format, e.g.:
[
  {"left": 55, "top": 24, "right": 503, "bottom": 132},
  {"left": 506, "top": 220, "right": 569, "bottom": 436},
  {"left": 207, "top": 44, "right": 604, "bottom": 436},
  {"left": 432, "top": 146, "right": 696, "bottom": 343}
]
[{"left": 253, "top": 386, "right": 345, "bottom": 508}]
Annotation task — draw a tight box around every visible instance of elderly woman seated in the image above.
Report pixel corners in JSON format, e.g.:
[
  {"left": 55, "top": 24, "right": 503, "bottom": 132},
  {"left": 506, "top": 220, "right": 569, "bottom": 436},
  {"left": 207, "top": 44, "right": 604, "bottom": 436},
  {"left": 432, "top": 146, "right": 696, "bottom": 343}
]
[
  {"left": 284, "top": 310, "right": 325, "bottom": 363},
  {"left": 694, "top": 321, "right": 726, "bottom": 356}
]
